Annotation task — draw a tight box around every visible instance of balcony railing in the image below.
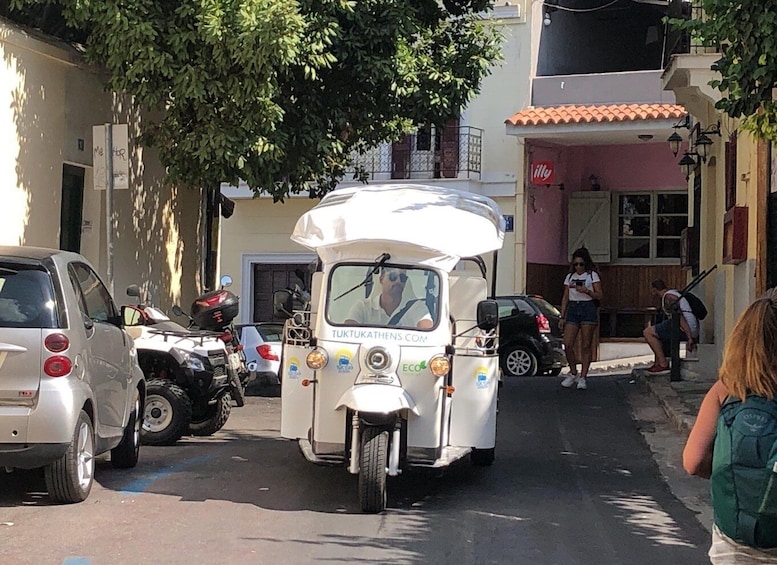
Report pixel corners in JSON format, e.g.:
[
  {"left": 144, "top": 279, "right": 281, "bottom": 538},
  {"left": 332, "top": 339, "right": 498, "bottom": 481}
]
[
  {"left": 345, "top": 126, "right": 483, "bottom": 182},
  {"left": 666, "top": 0, "right": 719, "bottom": 58}
]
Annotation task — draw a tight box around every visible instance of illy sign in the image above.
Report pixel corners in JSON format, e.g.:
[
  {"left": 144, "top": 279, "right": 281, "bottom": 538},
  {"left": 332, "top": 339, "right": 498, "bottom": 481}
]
[{"left": 530, "top": 160, "right": 555, "bottom": 184}]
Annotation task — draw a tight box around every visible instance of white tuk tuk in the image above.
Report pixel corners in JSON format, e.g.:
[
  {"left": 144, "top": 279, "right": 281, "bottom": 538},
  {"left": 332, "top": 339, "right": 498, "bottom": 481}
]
[{"left": 274, "top": 184, "right": 504, "bottom": 513}]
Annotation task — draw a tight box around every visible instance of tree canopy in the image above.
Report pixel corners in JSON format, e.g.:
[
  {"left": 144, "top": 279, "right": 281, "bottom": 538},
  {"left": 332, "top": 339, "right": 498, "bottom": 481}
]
[
  {"left": 673, "top": 1, "right": 777, "bottom": 141},
  {"left": 7, "top": 0, "right": 502, "bottom": 200}
]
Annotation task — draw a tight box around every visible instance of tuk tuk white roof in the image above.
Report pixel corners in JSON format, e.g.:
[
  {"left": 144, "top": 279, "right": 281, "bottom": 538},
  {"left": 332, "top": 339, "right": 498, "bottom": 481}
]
[{"left": 291, "top": 184, "right": 505, "bottom": 271}]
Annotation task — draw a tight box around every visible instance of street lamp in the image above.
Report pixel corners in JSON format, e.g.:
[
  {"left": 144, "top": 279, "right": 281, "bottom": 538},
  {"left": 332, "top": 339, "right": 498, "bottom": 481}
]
[{"left": 667, "top": 131, "right": 684, "bottom": 157}]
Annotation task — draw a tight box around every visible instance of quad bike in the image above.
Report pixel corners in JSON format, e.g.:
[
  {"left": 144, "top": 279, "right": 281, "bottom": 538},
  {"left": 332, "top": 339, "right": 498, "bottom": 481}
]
[
  {"left": 172, "top": 275, "right": 253, "bottom": 407},
  {"left": 122, "top": 285, "right": 233, "bottom": 445}
]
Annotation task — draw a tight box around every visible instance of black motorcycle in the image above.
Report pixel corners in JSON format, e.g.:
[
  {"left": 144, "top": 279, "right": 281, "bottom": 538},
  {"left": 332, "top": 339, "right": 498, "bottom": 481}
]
[{"left": 173, "top": 275, "right": 252, "bottom": 407}]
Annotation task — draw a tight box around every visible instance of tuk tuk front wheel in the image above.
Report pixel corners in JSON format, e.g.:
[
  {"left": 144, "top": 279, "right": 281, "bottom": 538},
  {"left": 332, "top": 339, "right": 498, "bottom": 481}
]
[{"left": 358, "top": 426, "right": 388, "bottom": 513}]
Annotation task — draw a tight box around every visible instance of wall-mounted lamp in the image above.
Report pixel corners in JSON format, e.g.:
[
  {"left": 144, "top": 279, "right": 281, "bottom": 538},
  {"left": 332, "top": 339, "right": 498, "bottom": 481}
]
[
  {"left": 678, "top": 151, "right": 698, "bottom": 179},
  {"left": 588, "top": 175, "right": 601, "bottom": 191},
  {"left": 543, "top": 9, "right": 552, "bottom": 26},
  {"left": 694, "top": 132, "right": 713, "bottom": 162},
  {"left": 667, "top": 131, "right": 684, "bottom": 157}
]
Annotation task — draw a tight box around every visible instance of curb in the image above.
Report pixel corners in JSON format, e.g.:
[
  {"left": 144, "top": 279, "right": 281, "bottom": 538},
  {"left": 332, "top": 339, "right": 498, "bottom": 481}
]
[{"left": 633, "top": 369, "right": 697, "bottom": 437}]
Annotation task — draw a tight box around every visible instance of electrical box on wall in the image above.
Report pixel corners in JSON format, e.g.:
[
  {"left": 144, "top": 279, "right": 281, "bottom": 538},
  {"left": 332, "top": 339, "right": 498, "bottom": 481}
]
[{"left": 722, "top": 206, "right": 748, "bottom": 265}]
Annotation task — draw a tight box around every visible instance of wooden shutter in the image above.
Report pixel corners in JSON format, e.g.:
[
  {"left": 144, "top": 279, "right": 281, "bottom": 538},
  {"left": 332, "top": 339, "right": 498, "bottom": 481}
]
[
  {"left": 725, "top": 131, "right": 737, "bottom": 211},
  {"left": 568, "top": 191, "right": 612, "bottom": 263},
  {"left": 440, "top": 118, "right": 460, "bottom": 178},
  {"left": 391, "top": 136, "right": 411, "bottom": 179}
]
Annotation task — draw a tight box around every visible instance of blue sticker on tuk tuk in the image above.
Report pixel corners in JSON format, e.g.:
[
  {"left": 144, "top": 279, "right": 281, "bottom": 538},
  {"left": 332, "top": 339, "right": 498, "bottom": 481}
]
[
  {"left": 336, "top": 350, "right": 353, "bottom": 373},
  {"left": 475, "top": 366, "right": 489, "bottom": 389},
  {"left": 288, "top": 357, "right": 302, "bottom": 379}
]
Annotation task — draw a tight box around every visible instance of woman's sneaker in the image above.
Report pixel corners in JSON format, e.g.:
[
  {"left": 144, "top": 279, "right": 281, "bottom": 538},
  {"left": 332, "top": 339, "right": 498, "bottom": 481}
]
[
  {"left": 561, "top": 374, "right": 578, "bottom": 388},
  {"left": 576, "top": 377, "right": 587, "bottom": 390}
]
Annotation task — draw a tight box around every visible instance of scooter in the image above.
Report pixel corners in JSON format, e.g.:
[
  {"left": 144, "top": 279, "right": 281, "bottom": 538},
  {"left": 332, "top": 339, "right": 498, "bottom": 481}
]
[
  {"left": 273, "top": 184, "right": 504, "bottom": 513},
  {"left": 172, "top": 275, "right": 253, "bottom": 407},
  {"left": 122, "top": 285, "right": 233, "bottom": 445}
]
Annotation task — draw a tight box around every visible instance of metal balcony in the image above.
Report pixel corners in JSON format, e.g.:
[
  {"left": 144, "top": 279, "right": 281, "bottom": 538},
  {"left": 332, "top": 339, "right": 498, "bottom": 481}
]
[{"left": 345, "top": 126, "right": 483, "bottom": 182}]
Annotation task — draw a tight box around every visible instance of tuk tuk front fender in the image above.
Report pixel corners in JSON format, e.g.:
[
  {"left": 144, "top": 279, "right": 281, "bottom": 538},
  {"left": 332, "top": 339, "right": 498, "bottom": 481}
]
[{"left": 336, "top": 384, "right": 419, "bottom": 416}]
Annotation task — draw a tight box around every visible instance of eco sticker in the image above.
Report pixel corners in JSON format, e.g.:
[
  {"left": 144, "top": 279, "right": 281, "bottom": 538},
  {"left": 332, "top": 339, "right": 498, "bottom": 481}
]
[
  {"left": 402, "top": 360, "right": 427, "bottom": 373},
  {"left": 475, "top": 366, "right": 489, "bottom": 389},
  {"left": 336, "top": 350, "right": 354, "bottom": 374},
  {"left": 288, "top": 357, "right": 302, "bottom": 379}
]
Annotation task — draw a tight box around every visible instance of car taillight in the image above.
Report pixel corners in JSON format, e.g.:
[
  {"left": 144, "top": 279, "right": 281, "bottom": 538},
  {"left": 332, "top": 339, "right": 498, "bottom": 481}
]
[
  {"left": 44, "top": 333, "right": 69, "bottom": 353},
  {"left": 257, "top": 344, "right": 279, "bottom": 361},
  {"left": 536, "top": 314, "right": 551, "bottom": 333},
  {"left": 44, "top": 355, "right": 72, "bottom": 377}
]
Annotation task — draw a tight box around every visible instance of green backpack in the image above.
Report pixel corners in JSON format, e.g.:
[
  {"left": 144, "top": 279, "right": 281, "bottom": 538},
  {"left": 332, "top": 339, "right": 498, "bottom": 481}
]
[{"left": 711, "top": 396, "right": 777, "bottom": 548}]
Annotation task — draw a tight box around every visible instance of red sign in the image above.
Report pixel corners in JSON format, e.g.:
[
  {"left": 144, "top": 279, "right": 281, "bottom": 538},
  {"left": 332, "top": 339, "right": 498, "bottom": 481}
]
[{"left": 530, "top": 160, "right": 555, "bottom": 184}]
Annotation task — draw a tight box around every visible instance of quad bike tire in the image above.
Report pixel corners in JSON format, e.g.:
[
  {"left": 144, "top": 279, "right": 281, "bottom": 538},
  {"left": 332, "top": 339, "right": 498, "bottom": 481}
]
[
  {"left": 45, "top": 410, "right": 95, "bottom": 503},
  {"left": 111, "top": 391, "right": 142, "bottom": 468},
  {"left": 359, "top": 426, "right": 389, "bottom": 514},
  {"left": 189, "top": 393, "right": 232, "bottom": 436},
  {"left": 141, "top": 379, "right": 192, "bottom": 446}
]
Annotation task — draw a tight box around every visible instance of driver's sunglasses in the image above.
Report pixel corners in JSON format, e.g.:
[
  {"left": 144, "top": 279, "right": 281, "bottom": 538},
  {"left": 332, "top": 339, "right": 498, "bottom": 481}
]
[
  {"left": 573, "top": 261, "right": 585, "bottom": 267},
  {"left": 388, "top": 271, "right": 408, "bottom": 283}
]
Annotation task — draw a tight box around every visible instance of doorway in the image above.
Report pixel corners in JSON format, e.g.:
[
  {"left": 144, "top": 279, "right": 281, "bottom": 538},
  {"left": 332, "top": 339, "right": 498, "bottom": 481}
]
[{"left": 60, "top": 164, "right": 84, "bottom": 252}]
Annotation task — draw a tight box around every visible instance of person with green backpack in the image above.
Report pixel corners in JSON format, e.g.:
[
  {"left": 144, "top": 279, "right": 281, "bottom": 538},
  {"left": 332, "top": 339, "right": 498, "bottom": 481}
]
[{"left": 684, "top": 288, "right": 777, "bottom": 563}]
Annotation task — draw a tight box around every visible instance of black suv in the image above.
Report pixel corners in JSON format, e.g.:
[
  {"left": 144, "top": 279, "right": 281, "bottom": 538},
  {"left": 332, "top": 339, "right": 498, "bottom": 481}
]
[{"left": 495, "top": 295, "right": 567, "bottom": 377}]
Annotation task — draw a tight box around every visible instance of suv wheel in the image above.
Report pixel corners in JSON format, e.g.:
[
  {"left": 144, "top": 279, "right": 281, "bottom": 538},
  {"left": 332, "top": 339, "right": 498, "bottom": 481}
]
[
  {"left": 141, "top": 379, "right": 192, "bottom": 446},
  {"left": 45, "top": 410, "right": 94, "bottom": 503},
  {"left": 501, "top": 346, "right": 538, "bottom": 377}
]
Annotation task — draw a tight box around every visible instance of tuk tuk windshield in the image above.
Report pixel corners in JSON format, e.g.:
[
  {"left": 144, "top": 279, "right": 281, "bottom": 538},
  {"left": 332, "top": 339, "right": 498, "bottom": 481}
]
[{"left": 327, "top": 264, "right": 440, "bottom": 330}]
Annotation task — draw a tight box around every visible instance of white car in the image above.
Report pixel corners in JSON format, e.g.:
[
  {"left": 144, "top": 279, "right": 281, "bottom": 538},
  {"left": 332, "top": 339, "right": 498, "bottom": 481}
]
[
  {"left": 0, "top": 246, "right": 145, "bottom": 503},
  {"left": 237, "top": 322, "right": 283, "bottom": 385}
]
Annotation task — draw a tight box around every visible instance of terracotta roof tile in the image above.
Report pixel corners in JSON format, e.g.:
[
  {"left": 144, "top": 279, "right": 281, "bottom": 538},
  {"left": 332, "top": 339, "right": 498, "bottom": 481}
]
[{"left": 505, "top": 103, "right": 687, "bottom": 126}]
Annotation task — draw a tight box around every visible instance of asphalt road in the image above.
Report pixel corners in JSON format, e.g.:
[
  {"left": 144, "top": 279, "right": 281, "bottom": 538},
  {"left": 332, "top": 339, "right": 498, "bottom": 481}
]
[{"left": 0, "top": 376, "right": 710, "bottom": 565}]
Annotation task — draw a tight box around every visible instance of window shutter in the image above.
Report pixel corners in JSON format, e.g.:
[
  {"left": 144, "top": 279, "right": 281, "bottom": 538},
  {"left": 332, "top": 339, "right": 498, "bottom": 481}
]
[
  {"left": 725, "top": 131, "right": 737, "bottom": 211},
  {"left": 568, "top": 191, "right": 612, "bottom": 263}
]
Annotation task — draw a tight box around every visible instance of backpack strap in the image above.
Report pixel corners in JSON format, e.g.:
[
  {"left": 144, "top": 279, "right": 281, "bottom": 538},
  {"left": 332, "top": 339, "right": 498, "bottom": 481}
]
[{"left": 388, "top": 299, "right": 422, "bottom": 326}]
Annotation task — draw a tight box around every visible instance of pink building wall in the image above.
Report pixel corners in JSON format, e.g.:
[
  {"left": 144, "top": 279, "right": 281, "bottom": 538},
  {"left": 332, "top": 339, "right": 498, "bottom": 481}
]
[{"left": 526, "top": 142, "right": 688, "bottom": 265}]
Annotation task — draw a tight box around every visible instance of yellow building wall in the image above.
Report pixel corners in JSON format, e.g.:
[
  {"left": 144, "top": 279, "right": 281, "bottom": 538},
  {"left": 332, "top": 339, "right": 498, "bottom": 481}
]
[{"left": 1, "top": 22, "right": 203, "bottom": 312}]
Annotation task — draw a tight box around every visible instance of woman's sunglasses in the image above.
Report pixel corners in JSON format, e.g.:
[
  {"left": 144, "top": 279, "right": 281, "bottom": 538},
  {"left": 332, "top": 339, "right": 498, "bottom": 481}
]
[
  {"left": 387, "top": 271, "right": 408, "bottom": 283},
  {"left": 573, "top": 261, "right": 585, "bottom": 267}
]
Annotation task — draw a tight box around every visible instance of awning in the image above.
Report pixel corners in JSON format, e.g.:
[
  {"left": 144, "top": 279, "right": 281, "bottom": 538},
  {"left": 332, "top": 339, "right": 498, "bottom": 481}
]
[{"left": 505, "top": 103, "right": 687, "bottom": 145}]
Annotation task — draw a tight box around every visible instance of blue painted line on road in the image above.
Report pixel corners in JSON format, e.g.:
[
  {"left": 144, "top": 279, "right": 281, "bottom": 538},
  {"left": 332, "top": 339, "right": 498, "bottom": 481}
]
[
  {"left": 63, "top": 559, "right": 91, "bottom": 565},
  {"left": 119, "top": 454, "right": 216, "bottom": 494}
]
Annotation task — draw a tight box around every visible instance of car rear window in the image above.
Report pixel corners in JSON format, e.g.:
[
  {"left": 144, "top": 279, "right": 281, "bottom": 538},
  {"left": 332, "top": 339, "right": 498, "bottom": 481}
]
[
  {"left": 0, "top": 266, "right": 57, "bottom": 328},
  {"left": 257, "top": 324, "right": 283, "bottom": 341},
  {"left": 528, "top": 296, "right": 561, "bottom": 318}
]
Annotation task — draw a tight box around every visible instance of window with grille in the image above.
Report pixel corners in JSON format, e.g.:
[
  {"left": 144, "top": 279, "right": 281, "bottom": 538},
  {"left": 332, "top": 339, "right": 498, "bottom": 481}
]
[{"left": 615, "top": 192, "right": 688, "bottom": 260}]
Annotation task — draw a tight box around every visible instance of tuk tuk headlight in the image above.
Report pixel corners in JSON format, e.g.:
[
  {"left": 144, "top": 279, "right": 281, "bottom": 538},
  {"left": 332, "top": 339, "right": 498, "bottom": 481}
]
[
  {"left": 429, "top": 355, "right": 450, "bottom": 377},
  {"left": 366, "top": 346, "right": 391, "bottom": 372},
  {"left": 306, "top": 348, "right": 328, "bottom": 370}
]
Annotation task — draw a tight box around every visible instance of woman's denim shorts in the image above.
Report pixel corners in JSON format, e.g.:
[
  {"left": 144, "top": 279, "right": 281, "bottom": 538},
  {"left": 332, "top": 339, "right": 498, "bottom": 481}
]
[{"left": 566, "top": 301, "right": 598, "bottom": 326}]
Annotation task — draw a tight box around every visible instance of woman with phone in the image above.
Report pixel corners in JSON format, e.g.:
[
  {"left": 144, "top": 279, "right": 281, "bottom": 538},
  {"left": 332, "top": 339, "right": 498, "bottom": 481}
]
[{"left": 558, "top": 247, "right": 603, "bottom": 390}]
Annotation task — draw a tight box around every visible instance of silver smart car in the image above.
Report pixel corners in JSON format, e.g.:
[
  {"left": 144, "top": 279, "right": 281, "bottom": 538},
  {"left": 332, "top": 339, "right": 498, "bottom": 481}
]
[{"left": 0, "top": 247, "right": 145, "bottom": 503}]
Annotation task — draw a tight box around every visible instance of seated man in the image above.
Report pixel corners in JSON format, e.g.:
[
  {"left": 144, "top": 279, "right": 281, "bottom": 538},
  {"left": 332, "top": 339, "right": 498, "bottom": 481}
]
[
  {"left": 643, "top": 278, "right": 699, "bottom": 373},
  {"left": 344, "top": 267, "right": 433, "bottom": 329}
]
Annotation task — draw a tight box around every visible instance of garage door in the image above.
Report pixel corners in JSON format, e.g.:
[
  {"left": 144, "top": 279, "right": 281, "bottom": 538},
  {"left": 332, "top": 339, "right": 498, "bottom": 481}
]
[{"left": 252, "top": 263, "right": 310, "bottom": 322}]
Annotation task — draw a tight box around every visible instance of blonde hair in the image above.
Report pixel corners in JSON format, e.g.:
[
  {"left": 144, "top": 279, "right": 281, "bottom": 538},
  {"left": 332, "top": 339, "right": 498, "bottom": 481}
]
[{"left": 719, "top": 288, "right": 777, "bottom": 401}]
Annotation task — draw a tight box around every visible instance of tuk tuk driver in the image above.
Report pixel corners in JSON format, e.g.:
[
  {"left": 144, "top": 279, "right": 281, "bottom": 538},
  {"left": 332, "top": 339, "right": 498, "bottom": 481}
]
[{"left": 345, "top": 267, "right": 434, "bottom": 329}]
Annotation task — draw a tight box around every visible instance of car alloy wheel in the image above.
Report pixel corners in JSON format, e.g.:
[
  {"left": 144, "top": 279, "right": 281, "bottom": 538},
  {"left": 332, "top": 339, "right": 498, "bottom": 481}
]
[{"left": 502, "top": 346, "right": 538, "bottom": 377}]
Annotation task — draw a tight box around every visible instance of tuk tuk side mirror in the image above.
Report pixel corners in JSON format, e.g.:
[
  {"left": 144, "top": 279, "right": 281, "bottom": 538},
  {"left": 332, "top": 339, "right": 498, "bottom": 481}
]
[
  {"left": 273, "top": 289, "right": 294, "bottom": 319},
  {"left": 122, "top": 304, "right": 144, "bottom": 327},
  {"left": 476, "top": 299, "right": 499, "bottom": 331},
  {"left": 171, "top": 305, "right": 184, "bottom": 317},
  {"left": 220, "top": 274, "right": 233, "bottom": 289},
  {"left": 126, "top": 284, "right": 141, "bottom": 298}
]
